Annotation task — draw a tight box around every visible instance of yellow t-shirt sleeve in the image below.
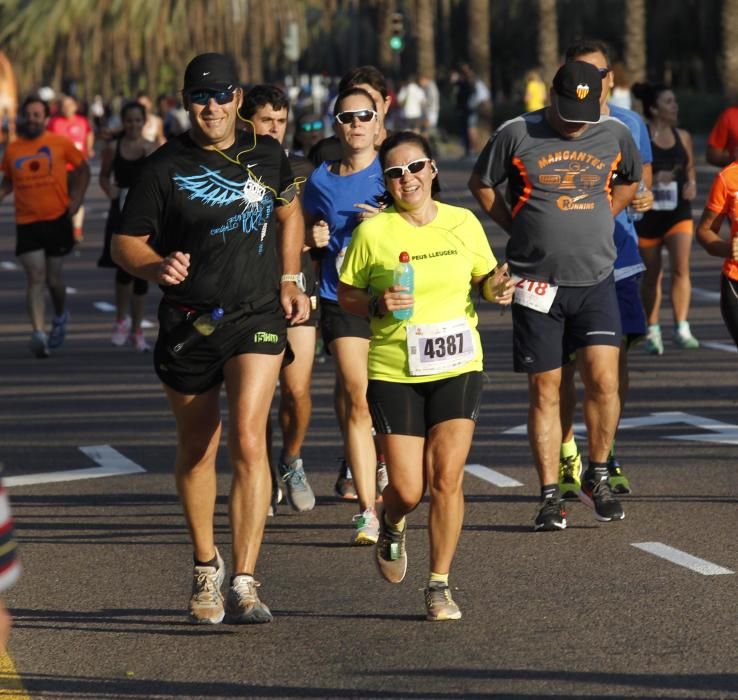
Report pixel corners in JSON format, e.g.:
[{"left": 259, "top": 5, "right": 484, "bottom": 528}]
[
  {"left": 463, "top": 209, "right": 498, "bottom": 277},
  {"left": 339, "top": 223, "right": 372, "bottom": 290}
]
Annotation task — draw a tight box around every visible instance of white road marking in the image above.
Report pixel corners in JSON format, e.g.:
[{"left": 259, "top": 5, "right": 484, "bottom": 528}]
[
  {"left": 0, "top": 261, "right": 18, "bottom": 271},
  {"left": 465, "top": 464, "right": 523, "bottom": 487},
  {"left": 632, "top": 542, "right": 734, "bottom": 576},
  {"left": 5, "top": 445, "right": 146, "bottom": 487},
  {"left": 701, "top": 341, "right": 737, "bottom": 354},
  {"left": 692, "top": 286, "right": 721, "bottom": 302},
  {"left": 141, "top": 319, "right": 154, "bottom": 329},
  {"left": 505, "top": 411, "right": 738, "bottom": 444},
  {"left": 65, "top": 287, "right": 77, "bottom": 294},
  {"left": 93, "top": 301, "right": 116, "bottom": 312}
]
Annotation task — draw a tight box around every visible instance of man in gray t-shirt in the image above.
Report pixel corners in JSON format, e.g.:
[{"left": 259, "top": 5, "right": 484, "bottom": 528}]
[{"left": 468, "top": 61, "right": 641, "bottom": 533}]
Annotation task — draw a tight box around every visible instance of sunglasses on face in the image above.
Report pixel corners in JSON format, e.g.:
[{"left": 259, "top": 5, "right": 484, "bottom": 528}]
[
  {"left": 597, "top": 67, "right": 611, "bottom": 79},
  {"left": 300, "top": 119, "right": 324, "bottom": 132},
  {"left": 334, "top": 109, "right": 377, "bottom": 125},
  {"left": 383, "top": 158, "right": 432, "bottom": 179},
  {"left": 188, "top": 89, "right": 236, "bottom": 106}
]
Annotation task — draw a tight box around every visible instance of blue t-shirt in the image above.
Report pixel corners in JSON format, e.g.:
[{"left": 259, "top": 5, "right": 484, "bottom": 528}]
[
  {"left": 609, "top": 103, "right": 653, "bottom": 279},
  {"left": 302, "top": 158, "right": 385, "bottom": 301}
]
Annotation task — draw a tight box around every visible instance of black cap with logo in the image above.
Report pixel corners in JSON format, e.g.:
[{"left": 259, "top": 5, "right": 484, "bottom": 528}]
[
  {"left": 183, "top": 53, "right": 238, "bottom": 93},
  {"left": 552, "top": 61, "right": 602, "bottom": 124}
]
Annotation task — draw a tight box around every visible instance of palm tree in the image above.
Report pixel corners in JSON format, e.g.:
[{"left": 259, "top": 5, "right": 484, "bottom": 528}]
[
  {"left": 537, "top": 0, "right": 559, "bottom": 86},
  {"left": 624, "top": 0, "right": 646, "bottom": 84},
  {"left": 415, "top": 0, "right": 435, "bottom": 81},
  {"left": 468, "top": 0, "right": 490, "bottom": 88},
  {"left": 723, "top": 0, "right": 738, "bottom": 99}
]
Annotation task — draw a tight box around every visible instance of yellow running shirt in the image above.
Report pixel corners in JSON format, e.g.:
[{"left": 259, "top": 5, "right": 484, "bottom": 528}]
[{"left": 340, "top": 202, "right": 497, "bottom": 383}]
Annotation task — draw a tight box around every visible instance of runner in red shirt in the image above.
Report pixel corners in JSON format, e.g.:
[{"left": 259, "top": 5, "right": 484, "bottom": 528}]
[
  {"left": 706, "top": 106, "right": 738, "bottom": 168},
  {"left": 48, "top": 94, "right": 94, "bottom": 241}
]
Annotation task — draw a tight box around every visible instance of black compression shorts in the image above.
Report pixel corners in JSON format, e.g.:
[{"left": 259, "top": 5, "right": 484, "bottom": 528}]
[{"left": 367, "top": 371, "right": 483, "bottom": 437}]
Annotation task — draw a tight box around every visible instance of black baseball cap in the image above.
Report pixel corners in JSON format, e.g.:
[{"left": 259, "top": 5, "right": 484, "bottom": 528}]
[
  {"left": 183, "top": 53, "right": 238, "bottom": 93},
  {"left": 552, "top": 61, "right": 602, "bottom": 124}
]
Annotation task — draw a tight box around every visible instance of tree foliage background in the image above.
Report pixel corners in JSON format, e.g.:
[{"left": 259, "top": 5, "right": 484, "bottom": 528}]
[{"left": 0, "top": 0, "right": 728, "bottom": 103}]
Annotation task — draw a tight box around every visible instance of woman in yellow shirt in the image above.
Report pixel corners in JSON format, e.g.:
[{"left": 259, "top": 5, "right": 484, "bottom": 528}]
[{"left": 338, "top": 131, "right": 512, "bottom": 620}]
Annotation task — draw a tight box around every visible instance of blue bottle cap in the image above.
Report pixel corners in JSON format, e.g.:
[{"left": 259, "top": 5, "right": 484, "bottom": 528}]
[{"left": 212, "top": 307, "right": 225, "bottom": 320}]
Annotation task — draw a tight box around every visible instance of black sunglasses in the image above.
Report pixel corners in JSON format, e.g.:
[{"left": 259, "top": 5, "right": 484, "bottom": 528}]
[
  {"left": 597, "top": 67, "right": 611, "bottom": 79},
  {"left": 383, "top": 158, "right": 432, "bottom": 179},
  {"left": 335, "top": 109, "right": 377, "bottom": 125},
  {"left": 300, "top": 119, "right": 324, "bottom": 132},
  {"left": 188, "top": 89, "right": 236, "bottom": 106}
]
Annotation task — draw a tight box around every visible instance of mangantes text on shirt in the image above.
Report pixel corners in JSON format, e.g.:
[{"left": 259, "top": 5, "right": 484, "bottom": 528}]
[{"left": 535, "top": 150, "right": 613, "bottom": 212}]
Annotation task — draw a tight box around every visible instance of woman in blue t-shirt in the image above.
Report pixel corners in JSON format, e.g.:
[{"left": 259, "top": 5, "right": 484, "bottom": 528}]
[{"left": 302, "top": 87, "right": 386, "bottom": 545}]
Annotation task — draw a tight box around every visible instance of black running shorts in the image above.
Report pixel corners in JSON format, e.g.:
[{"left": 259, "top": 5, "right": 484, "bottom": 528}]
[
  {"left": 15, "top": 212, "right": 74, "bottom": 257},
  {"left": 319, "top": 298, "right": 371, "bottom": 350},
  {"left": 367, "top": 371, "right": 483, "bottom": 437},
  {"left": 153, "top": 298, "right": 290, "bottom": 395},
  {"left": 512, "top": 273, "right": 622, "bottom": 374}
]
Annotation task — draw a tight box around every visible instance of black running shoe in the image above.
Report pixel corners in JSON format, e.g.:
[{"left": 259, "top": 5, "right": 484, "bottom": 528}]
[
  {"left": 578, "top": 472, "right": 625, "bottom": 521},
  {"left": 534, "top": 497, "right": 567, "bottom": 531}
]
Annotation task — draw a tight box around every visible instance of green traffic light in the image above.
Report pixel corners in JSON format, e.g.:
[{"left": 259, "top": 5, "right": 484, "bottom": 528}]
[{"left": 389, "top": 35, "right": 404, "bottom": 51}]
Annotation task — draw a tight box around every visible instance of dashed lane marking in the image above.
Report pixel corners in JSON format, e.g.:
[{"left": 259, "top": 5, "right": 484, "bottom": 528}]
[
  {"left": 701, "top": 340, "right": 737, "bottom": 354},
  {"left": 5, "top": 445, "right": 146, "bottom": 487},
  {"left": 465, "top": 464, "right": 523, "bottom": 487},
  {"left": 632, "top": 542, "right": 734, "bottom": 576}
]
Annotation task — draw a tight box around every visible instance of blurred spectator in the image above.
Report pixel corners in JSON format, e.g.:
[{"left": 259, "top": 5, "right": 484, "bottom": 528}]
[
  {"left": 609, "top": 62, "right": 633, "bottom": 110},
  {"left": 524, "top": 69, "right": 546, "bottom": 112},
  {"left": 396, "top": 75, "right": 426, "bottom": 132},
  {"left": 136, "top": 92, "right": 166, "bottom": 146}
]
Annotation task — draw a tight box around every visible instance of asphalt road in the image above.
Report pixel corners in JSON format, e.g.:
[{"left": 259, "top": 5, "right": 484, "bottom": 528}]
[{"left": 0, "top": 145, "right": 736, "bottom": 699}]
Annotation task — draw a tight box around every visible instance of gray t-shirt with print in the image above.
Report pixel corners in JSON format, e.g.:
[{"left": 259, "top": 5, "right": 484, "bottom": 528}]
[{"left": 474, "top": 109, "right": 642, "bottom": 286}]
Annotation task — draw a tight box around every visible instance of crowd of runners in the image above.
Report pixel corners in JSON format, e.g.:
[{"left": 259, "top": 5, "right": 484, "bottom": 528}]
[{"left": 2, "top": 37, "right": 738, "bottom": 628}]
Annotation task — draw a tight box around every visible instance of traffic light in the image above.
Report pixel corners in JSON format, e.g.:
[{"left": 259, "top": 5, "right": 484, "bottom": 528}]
[{"left": 389, "top": 12, "right": 404, "bottom": 52}]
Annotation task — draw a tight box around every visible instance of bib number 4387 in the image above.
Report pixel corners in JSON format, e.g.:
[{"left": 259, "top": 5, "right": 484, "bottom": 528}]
[
  {"left": 422, "top": 332, "right": 465, "bottom": 360},
  {"left": 407, "top": 318, "right": 475, "bottom": 376}
]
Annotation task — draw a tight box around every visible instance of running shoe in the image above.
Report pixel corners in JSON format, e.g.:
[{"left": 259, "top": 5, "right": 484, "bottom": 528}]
[
  {"left": 278, "top": 458, "right": 315, "bottom": 512},
  {"left": 558, "top": 452, "right": 582, "bottom": 500},
  {"left": 533, "top": 497, "right": 567, "bottom": 531},
  {"left": 29, "top": 331, "right": 50, "bottom": 359},
  {"left": 335, "top": 459, "right": 358, "bottom": 500},
  {"left": 188, "top": 548, "right": 225, "bottom": 624},
  {"left": 673, "top": 325, "right": 699, "bottom": 349},
  {"left": 111, "top": 318, "right": 130, "bottom": 346},
  {"left": 225, "top": 575, "right": 272, "bottom": 624},
  {"left": 375, "top": 511, "right": 407, "bottom": 583},
  {"left": 607, "top": 456, "right": 631, "bottom": 494},
  {"left": 376, "top": 458, "right": 389, "bottom": 501},
  {"left": 128, "top": 330, "right": 150, "bottom": 352},
  {"left": 424, "top": 583, "right": 462, "bottom": 621},
  {"left": 48, "top": 311, "right": 68, "bottom": 349},
  {"left": 644, "top": 328, "right": 663, "bottom": 355},
  {"left": 578, "top": 471, "right": 625, "bottom": 522},
  {"left": 351, "top": 507, "right": 379, "bottom": 545}
]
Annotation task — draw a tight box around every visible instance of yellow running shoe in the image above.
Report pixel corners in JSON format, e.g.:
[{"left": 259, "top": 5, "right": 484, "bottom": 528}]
[
  {"left": 607, "top": 456, "right": 631, "bottom": 494},
  {"left": 558, "top": 452, "right": 582, "bottom": 500}
]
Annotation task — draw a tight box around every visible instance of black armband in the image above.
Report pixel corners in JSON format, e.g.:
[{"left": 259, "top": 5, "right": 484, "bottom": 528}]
[{"left": 368, "top": 295, "right": 384, "bottom": 318}]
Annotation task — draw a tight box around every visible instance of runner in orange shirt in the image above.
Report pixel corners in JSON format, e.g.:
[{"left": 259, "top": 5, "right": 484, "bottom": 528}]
[
  {"left": 706, "top": 106, "right": 738, "bottom": 168},
  {"left": 0, "top": 95, "right": 90, "bottom": 357},
  {"left": 696, "top": 161, "right": 738, "bottom": 347}
]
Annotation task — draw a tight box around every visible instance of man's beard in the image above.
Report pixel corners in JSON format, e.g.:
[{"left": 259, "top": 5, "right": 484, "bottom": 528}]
[{"left": 19, "top": 122, "right": 45, "bottom": 139}]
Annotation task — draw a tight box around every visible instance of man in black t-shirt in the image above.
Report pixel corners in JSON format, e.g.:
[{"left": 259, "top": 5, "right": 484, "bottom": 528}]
[{"left": 112, "top": 53, "right": 309, "bottom": 625}]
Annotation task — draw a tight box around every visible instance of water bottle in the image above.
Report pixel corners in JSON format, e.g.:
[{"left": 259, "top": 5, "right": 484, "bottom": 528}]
[
  {"left": 627, "top": 181, "right": 646, "bottom": 223},
  {"left": 392, "top": 252, "right": 414, "bottom": 321},
  {"left": 168, "top": 306, "right": 224, "bottom": 356}
]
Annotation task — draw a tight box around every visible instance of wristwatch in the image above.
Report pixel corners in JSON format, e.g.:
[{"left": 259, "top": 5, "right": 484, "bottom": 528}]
[{"left": 280, "top": 273, "right": 306, "bottom": 292}]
